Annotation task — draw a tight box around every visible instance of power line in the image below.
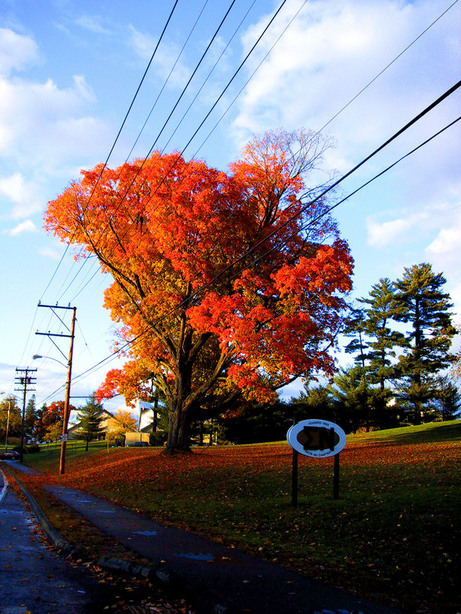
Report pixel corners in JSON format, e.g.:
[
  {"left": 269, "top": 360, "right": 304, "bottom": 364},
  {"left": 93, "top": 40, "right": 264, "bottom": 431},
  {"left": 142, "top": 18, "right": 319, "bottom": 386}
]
[
  {"left": 50, "top": 0, "right": 251, "bottom": 304},
  {"left": 165, "top": 0, "right": 290, "bottom": 160},
  {"left": 90, "top": 0, "right": 272, "bottom": 251},
  {"left": 128, "top": 0, "right": 237, "bottom": 163},
  {"left": 161, "top": 0, "right": 259, "bottom": 154},
  {"left": 39, "top": 0, "right": 180, "bottom": 304},
  {"left": 311, "top": 0, "right": 459, "bottom": 143},
  {"left": 31, "top": 4, "right": 459, "bottom": 399},
  {"left": 52, "top": 0, "right": 455, "bottom": 313},
  {"left": 57, "top": 0, "right": 288, "bottom": 302},
  {"left": 46, "top": 0, "right": 457, "bottom": 310},
  {"left": 255, "top": 115, "right": 461, "bottom": 270},
  {"left": 74, "top": 0, "right": 181, "bottom": 215},
  {"left": 194, "top": 0, "right": 458, "bottom": 160},
  {"left": 125, "top": 0, "right": 210, "bottom": 162},
  {"left": 57, "top": 91, "right": 461, "bottom": 395},
  {"left": 178, "top": 80, "right": 461, "bottom": 314}
]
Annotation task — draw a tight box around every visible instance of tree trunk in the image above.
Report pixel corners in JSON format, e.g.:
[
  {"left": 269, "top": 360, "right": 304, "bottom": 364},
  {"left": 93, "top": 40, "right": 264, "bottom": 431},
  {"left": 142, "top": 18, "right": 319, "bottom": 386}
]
[{"left": 164, "top": 405, "right": 191, "bottom": 453}]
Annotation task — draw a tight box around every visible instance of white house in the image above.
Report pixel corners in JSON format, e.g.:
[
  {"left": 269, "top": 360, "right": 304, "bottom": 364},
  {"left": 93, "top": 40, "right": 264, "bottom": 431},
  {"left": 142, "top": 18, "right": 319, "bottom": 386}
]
[{"left": 114, "top": 399, "right": 162, "bottom": 432}]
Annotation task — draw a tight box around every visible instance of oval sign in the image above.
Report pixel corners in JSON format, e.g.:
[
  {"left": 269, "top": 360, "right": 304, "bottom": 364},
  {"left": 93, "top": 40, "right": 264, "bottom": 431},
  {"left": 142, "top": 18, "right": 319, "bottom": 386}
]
[{"left": 287, "top": 419, "right": 346, "bottom": 458}]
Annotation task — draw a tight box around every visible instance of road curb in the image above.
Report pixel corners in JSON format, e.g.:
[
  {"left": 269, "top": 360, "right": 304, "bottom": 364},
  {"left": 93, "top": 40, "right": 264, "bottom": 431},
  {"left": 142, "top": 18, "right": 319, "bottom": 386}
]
[
  {"left": 1, "top": 465, "right": 72, "bottom": 554},
  {"left": 1, "top": 465, "right": 155, "bottom": 580},
  {"left": 2, "top": 466, "right": 231, "bottom": 612}
]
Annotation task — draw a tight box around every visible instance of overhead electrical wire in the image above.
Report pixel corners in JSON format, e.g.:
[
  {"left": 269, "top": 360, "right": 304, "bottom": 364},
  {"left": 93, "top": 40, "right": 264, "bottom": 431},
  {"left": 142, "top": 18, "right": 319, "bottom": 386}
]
[
  {"left": 61, "top": 0, "right": 288, "bottom": 306},
  {"left": 80, "top": 0, "right": 455, "bottom": 263},
  {"left": 125, "top": 0, "right": 210, "bottom": 162},
  {"left": 152, "top": 0, "right": 290, "bottom": 166},
  {"left": 193, "top": 0, "right": 309, "bottom": 158},
  {"left": 56, "top": 0, "right": 250, "bottom": 304},
  {"left": 253, "top": 115, "right": 461, "bottom": 271},
  {"left": 307, "top": 0, "right": 459, "bottom": 146},
  {"left": 60, "top": 115, "right": 461, "bottom": 397},
  {"left": 89, "top": 0, "right": 266, "bottom": 252},
  {"left": 194, "top": 0, "right": 458, "bottom": 159},
  {"left": 30, "top": 2, "right": 459, "bottom": 401},
  {"left": 160, "top": 0, "right": 259, "bottom": 155},
  {"left": 21, "top": 0, "right": 182, "bottom": 373},
  {"left": 38, "top": 0, "right": 180, "bottom": 305},
  {"left": 58, "top": 0, "right": 456, "bottom": 308},
  {"left": 127, "top": 0, "right": 238, "bottom": 164},
  {"left": 174, "top": 80, "right": 461, "bottom": 315},
  {"left": 40, "top": 83, "right": 461, "bottom": 401}
]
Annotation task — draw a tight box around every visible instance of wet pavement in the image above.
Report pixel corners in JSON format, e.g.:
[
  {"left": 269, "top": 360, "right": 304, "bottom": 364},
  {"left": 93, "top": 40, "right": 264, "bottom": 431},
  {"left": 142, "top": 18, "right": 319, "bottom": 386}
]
[
  {"left": 45, "top": 484, "right": 402, "bottom": 614},
  {"left": 1, "top": 461, "right": 405, "bottom": 614},
  {"left": 0, "top": 468, "right": 109, "bottom": 613}
]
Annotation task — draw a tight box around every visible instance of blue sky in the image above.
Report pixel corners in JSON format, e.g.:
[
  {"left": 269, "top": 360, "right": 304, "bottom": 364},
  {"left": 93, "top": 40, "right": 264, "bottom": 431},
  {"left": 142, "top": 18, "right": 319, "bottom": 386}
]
[{"left": 1, "top": 0, "right": 460, "bottom": 412}]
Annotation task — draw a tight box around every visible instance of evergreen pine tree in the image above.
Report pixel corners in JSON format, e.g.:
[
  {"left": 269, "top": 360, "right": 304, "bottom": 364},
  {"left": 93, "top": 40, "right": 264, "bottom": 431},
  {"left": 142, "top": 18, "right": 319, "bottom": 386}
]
[
  {"left": 25, "top": 395, "right": 37, "bottom": 441},
  {"left": 291, "top": 380, "right": 338, "bottom": 424},
  {"left": 393, "top": 263, "right": 457, "bottom": 423},
  {"left": 75, "top": 394, "right": 105, "bottom": 451},
  {"left": 328, "top": 366, "right": 370, "bottom": 432},
  {"left": 434, "top": 375, "right": 461, "bottom": 421},
  {"left": 345, "top": 282, "right": 403, "bottom": 429}
]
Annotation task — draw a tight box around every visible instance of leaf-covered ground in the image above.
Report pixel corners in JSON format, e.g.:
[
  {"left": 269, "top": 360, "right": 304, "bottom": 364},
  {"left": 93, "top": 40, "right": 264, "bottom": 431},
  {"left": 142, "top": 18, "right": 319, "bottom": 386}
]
[{"left": 25, "top": 422, "right": 461, "bottom": 612}]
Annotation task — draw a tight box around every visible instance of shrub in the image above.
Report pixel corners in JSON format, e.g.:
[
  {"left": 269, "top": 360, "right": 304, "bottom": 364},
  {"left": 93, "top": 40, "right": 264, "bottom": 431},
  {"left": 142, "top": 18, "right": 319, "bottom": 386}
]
[{"left": 149, "top": 431, "right": 167, "bottom": 446}]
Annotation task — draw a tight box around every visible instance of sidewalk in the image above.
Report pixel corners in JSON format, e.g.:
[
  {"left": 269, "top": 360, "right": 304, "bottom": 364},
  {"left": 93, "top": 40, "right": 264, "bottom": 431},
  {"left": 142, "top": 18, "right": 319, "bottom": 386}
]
[
  {"left": 9, "top": 463, "right": 404, "bottom": 614},
  {"left": 0, "top": 466, "right": 121, "bottom": 613}
]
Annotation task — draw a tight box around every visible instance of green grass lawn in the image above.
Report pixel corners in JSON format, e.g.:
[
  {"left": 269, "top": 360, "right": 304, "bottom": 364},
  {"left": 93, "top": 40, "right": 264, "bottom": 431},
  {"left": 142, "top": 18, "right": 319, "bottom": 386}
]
[{"left": 23, "top": 421, "right": 461, "bottom": 612}]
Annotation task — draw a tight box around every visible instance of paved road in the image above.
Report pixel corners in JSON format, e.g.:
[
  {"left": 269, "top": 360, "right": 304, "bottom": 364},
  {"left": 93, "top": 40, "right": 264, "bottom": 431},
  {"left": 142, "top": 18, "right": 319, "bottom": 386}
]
[
  {"left": 46, "top": 484, "right": 403, "bottom": 614},
  {"left": 0, "top": 467, "right": 108, "bottom": 614},
  {"left": 3, "top": 462, "right": 405, "bottom": 614}
]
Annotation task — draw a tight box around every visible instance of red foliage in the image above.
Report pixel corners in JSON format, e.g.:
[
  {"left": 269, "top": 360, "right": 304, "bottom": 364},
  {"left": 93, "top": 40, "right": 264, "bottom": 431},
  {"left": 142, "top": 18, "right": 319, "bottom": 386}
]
[{"left": 45, "top": 130, "right": 353, "bottom": 448}]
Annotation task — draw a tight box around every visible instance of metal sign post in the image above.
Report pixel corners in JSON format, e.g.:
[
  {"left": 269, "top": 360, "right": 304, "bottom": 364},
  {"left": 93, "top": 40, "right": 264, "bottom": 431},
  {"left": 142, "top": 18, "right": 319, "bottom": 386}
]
[
  {"left": 291, "top": 446, "right": 299, "bottom": 508},
  {"left": 333, "top": 453, "right": 340, "bottom": 500},
  {"left": 287, "top": 419, "right": 346, "bottom": 505}
]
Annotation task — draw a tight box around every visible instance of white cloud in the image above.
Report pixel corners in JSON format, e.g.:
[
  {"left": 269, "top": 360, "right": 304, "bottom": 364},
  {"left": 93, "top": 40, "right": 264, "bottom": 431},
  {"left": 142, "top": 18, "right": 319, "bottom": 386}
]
[
  {"left": 74, "top": 15, "right": 113, "bottom": 36},
  {"left": 366, "top": 217, "right": 413, "bottom": 248},
  {"left": 0, "top": 27, "right": 113, "bottom": 221},
  {"left": 366, "top": 209, "right": 432, "bottom": 248},
  {"left": 425, "top": 205, "right": 461, "bottom": 274},
  {"left": 38, "top": 247, "right": 63, "bottom": 260},
  {"left": 426, "top": 225, "right": 460, "bottom": 259},
  {"left": 7, "top": 219, "right": 37, "bottom": 235},
  {"left": 0, "top": 71, "right": 102, "bottom": 164},
  {"left": 0, "top": 172, "right": 42, "bottom": 218},
  {"left": 0, "top": 27, "right": 39, "bottom": 76},
  {"left": 128, "top": 25, "right": 189, "bottom": 89}
]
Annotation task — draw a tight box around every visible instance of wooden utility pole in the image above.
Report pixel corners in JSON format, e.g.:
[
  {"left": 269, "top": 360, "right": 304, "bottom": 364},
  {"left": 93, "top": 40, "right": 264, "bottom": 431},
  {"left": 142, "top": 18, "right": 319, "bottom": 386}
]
[
  {"left": 14, "top": 368, "right": 37, "bottom": 461},
  {"left": 36, "top": 303, "right": 76, "bottom": 474}
]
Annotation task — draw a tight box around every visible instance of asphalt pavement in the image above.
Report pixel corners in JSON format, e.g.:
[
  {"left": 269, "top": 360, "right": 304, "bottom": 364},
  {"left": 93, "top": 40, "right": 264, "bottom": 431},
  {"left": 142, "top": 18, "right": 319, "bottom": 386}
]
[
  {"left": 0, "top": 467, "right": 113, "bottom": 614},
  {"left": 3, "top": 462, "right": 405, "bottom": 614}
]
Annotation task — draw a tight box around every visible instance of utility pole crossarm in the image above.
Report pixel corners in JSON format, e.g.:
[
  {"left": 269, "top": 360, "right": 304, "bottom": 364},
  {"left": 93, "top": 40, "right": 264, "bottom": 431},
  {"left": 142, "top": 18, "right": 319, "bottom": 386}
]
[
  {"left": 36, "top": 332, "right": 73, "bottom": 338},
  {"left": 35, "top": 303, "right": 77, "bottom": 475},
  {"left": 15, "top": 367, "right": 37, "bottom": 462}
]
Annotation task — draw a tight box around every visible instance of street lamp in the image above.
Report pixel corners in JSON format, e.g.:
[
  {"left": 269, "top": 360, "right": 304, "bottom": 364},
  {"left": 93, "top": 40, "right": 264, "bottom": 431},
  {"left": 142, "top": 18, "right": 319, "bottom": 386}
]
[
  {"left": 32, "top": 308, "right": 75, "bottom": 475},
  {"left": 33, "top": 355, "right": 67, "bottom": 368}
]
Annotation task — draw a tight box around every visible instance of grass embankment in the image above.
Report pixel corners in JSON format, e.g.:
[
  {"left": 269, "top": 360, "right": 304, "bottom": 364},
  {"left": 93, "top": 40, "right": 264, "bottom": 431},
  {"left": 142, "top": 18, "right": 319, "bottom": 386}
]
[{"left": 20, "top": 422, "right": 461, "bottom": 612}]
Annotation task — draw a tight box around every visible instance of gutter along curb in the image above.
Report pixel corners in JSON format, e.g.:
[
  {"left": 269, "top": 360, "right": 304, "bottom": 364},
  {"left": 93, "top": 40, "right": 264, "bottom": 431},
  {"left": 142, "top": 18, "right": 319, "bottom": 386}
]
[{"left": 1, "top": 464, "right": 156, "bottom": 581}]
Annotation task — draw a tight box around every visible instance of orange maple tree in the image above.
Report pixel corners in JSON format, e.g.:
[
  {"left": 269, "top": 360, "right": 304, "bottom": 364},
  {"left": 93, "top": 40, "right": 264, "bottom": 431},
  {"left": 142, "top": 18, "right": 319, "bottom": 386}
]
[{"left": 45, "top": 129, "right": 353, "bottom": 452}]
